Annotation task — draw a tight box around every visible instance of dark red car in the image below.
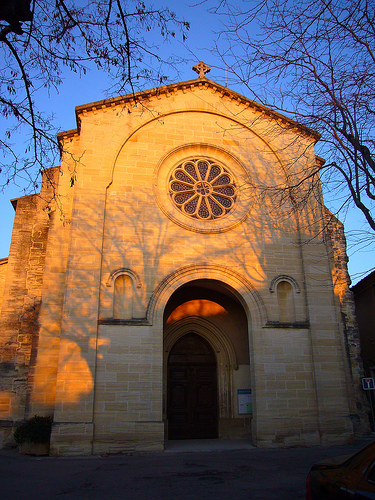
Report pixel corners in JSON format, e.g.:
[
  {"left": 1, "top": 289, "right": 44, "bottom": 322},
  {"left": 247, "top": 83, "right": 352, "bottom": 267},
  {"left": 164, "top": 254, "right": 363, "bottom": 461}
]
[{"left": 306, "top": 440, "right": 375, "bottom": 499}]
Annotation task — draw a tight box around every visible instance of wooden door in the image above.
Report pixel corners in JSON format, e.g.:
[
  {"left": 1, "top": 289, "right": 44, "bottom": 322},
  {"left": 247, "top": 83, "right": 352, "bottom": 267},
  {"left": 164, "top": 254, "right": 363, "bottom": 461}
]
[{"left": 167, "top": 333, "right": 218, "bottom": 440}]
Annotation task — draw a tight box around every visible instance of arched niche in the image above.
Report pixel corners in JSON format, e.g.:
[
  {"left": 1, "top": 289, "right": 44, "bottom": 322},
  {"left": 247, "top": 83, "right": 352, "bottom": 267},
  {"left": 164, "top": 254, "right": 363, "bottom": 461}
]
[
  {"left": 106, "top": 268, "right": 142, "bottom": 319},
  {"left": 269, "top": 274, "right": 303, "bottom": 324}
]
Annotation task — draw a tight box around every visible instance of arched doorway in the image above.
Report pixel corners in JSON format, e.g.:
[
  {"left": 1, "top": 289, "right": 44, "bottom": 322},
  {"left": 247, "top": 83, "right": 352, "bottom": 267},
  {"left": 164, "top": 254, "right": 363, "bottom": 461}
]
[
  {"left": 167, "top": 333, "right": 218, "bottom": 440},
  {"left": 163, "top": 277, "right": 255, "bottom": 442}
]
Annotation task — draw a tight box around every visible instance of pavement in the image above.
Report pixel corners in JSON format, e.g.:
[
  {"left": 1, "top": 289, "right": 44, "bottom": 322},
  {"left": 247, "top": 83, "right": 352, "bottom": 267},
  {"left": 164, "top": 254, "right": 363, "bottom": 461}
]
[{"left": 1, "top": 436, "right": 374, "bottom": 499}]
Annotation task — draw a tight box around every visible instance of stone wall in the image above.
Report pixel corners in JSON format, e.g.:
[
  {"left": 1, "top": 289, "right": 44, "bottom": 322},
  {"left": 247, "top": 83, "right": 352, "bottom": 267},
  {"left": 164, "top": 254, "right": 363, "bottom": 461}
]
[
  {"left": 0, "top": 259, "right": 7, "bottom": 316},
  {"left": 324, "top": 207, "right": 370, "bottom": 435},
  {"left": 0, "top": 168, "right": 59, "bottom": 439}
]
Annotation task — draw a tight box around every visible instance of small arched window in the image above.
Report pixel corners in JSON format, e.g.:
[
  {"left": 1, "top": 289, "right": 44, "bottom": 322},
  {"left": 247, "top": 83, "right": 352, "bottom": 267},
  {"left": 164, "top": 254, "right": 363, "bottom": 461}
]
[
  {"left": 277, "top": 280, "right": 295, "bottom": 323},
  {"left": 114, "top": 274, "right": 134, "bottom": 319}
]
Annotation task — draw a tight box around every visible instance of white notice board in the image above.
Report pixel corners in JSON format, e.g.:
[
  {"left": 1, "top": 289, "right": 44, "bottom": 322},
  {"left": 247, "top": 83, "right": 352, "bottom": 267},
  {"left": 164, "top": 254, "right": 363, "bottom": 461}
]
[{"left": 238, "top": 389, "right": 252, "bottom": 414}]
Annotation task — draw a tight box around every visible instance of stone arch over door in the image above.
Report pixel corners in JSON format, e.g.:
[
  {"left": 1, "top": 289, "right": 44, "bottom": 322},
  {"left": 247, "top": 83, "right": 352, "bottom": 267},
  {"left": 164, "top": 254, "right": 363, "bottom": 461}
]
[{"left": 148, "top": 264, "right": 267, "bottom": 328}]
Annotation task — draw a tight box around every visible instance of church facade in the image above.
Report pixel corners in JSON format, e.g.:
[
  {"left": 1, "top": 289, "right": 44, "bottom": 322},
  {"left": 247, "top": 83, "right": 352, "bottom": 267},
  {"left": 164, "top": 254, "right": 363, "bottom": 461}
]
[{"left": 0, "top": 67, "right": 369, "bottom": 455}]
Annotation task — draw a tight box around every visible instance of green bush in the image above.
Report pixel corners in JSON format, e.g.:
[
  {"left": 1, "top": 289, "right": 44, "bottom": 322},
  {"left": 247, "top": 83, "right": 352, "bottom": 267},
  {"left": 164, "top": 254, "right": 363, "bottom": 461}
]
[{"left": 14, "top": 416, "right": 52, "bottom": 444}]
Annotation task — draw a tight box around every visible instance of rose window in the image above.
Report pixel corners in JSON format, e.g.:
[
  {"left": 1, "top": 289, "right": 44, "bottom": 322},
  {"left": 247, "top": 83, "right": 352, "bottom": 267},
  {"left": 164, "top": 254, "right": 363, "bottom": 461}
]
[{"left": 169, "top": 159, "right": 237, "bottom": 220}]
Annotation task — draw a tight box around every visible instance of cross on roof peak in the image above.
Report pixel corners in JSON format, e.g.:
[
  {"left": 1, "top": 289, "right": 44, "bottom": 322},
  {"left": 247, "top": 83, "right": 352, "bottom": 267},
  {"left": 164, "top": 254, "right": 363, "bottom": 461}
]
[{"left": 192, "top": 61, "right": 211, "bottom": 79}]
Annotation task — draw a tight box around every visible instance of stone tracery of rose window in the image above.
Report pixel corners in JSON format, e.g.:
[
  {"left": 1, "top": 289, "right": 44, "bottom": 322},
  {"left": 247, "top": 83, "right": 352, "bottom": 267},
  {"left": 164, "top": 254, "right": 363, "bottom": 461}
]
[{"left": 169, "top": 159, "right": 237, "bottom": 220}]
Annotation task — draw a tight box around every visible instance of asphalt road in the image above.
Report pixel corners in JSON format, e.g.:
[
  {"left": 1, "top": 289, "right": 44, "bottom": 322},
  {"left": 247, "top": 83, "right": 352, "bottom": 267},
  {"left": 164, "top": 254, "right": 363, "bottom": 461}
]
[{"left": 1, "top": 438, "right": 373, "bottom": 500}]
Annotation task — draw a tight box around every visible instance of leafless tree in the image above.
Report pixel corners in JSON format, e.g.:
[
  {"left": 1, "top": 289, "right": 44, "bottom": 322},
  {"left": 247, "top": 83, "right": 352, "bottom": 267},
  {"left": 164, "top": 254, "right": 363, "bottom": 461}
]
[
  {"left": 211, "top": 0, "right": 375, "bottom": 232},
  {"left": 0, "top": 0, "right": 189, "bottom": 191}
]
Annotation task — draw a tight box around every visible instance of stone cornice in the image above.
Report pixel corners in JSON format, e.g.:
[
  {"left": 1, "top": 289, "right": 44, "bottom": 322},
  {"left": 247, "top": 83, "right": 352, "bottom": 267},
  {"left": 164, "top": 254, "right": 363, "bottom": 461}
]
[
  {"left": 56, "top": 77, "right": 320, "bottom": 142},
  {"left": 56, "top": 128, "right": 80, "bottom": 142}
]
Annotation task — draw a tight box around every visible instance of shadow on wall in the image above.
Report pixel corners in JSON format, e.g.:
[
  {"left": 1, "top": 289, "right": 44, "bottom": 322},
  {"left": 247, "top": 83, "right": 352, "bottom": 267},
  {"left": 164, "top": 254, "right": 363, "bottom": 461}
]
[{"left": 0, "top": 126, "right": 348, "bottom": 441}]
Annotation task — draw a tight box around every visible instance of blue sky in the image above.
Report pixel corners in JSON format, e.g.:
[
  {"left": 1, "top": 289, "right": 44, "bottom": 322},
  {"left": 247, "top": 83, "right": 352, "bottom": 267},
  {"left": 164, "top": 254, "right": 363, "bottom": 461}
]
[{"left": 0, "top": 0, "right": 373, "bottom": 284}]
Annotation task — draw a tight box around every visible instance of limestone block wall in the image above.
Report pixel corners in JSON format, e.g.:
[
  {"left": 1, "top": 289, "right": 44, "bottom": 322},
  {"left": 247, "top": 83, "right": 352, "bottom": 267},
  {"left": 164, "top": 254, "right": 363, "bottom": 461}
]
[
  {"left": 91, "top": 324, "right": 163, "bottom": 454},
  {"left": 324, "top": 209, "right": 370, "bottom": 435},
  {"left": 0, "top": 168, "right": 59, "bottom": 444},
  {"left": 291, "top": 203, "right": 357, "bottom": 445},
  {"left": 251, "top": 325, "right": 319, "bottom": 447},
  {"left": 0, "top": 259, "right": 7, "bottom": 316},
  {"left": 27, "top": 139, "right": 79, "bottom": 418}
]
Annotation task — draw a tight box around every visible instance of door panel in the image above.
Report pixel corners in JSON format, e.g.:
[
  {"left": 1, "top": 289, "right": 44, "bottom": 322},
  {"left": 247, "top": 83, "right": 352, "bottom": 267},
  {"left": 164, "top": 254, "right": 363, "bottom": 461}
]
[{"left": 168, "top": 333, "right": 218, "bottom": 440}]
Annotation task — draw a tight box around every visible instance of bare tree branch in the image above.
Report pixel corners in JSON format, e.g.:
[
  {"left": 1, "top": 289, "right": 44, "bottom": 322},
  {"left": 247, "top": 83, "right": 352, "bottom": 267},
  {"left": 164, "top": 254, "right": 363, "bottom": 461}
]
[
  {"left": 0, "top": 0, "right": 190, "bottom": 192},
  {"left": 212, "top": 0, "right": 375, "bottom": 231}
]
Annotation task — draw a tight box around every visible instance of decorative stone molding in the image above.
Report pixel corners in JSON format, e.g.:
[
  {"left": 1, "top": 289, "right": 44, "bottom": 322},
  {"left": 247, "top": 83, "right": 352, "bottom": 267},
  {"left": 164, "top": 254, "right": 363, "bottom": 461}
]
[
  {"left": 169, "top": 158, "right": 237, "bottom": 221},
  {"left": 153, "top": 143, "right": 252, "bottom": 233},
  {"left": 105, "top": 268, "right": 142, "bottom": 288},
  {"left": 147, "top": 263, "right": 268, "bottom": 327},
  {"left": 164, "top": 316, "right": 238, "bottom": 370},
  {"left": 269, "top": 275, "right": 301, "bottom": 294},
  {"left": 67, "top": 78, "right": 319, "bottom": 141},
  {"left": 264, "top": 321, "right": 309, "bottom": 329},
  {"left": 98, "top": 318, "right": 149, "bottom": 325}
]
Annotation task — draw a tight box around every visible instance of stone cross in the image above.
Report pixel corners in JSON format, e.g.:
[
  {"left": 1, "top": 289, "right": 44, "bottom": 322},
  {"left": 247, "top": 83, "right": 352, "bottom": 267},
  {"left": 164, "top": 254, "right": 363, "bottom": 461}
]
[{"left": 192, "top": 61, "right": 211, "bottom": 79}]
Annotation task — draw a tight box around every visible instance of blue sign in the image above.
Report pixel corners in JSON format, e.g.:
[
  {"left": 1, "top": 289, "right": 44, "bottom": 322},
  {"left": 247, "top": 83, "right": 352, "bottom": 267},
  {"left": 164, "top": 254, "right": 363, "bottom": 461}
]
[{"left": 362, "top": 378, "right": 375, "bottom": 390}]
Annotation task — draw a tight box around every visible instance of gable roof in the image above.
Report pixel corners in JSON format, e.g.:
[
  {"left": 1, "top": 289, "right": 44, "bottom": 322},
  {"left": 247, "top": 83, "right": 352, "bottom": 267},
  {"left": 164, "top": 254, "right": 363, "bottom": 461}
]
[{"left": 57, "top": 77, "right": 320, "bottom": 141}]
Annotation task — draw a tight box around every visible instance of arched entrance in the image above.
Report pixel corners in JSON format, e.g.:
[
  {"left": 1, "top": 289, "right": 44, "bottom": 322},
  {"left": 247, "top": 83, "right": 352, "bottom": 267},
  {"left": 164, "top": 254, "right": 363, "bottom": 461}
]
[
  {"left": 151, "top": 266, "right": 269, "bottom": 445},
  {"left": 167, "top": 333, "right": 218, "bottom": 440},
  {"left": 163, "top": 278, "right": 255, "bottom": 442}
]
